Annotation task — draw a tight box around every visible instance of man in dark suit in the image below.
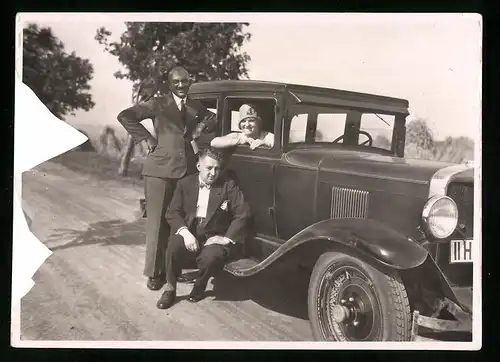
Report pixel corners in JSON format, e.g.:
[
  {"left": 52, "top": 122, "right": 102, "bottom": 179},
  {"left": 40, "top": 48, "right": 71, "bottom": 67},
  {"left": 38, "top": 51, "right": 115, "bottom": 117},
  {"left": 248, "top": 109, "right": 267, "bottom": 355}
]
[
  {"left": 156, "top": 148, "right": 251, "bottom": 309},
  {"left": 117, "top": 66, "right": 218, "bottom": 291}
]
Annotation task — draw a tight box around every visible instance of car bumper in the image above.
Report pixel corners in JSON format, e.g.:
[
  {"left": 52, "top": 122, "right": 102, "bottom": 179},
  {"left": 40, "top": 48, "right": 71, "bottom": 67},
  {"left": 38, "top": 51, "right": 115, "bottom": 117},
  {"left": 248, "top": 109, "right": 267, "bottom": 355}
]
[{"left": 411, "top": 298, "right": 472, "bottom": 341}]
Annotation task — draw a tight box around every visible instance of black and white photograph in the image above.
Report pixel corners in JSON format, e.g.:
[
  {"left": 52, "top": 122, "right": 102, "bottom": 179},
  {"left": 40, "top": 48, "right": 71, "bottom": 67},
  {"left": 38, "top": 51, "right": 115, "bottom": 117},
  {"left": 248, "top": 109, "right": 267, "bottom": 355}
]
[{"left": 12, "top": 13, "right": 481, "bottom": 348}]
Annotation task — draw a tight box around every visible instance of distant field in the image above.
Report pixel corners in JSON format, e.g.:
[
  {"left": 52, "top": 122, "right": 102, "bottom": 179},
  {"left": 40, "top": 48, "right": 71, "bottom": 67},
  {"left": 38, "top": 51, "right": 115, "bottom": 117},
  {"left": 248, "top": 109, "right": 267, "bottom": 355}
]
[
  {"left": 67, "top": 121, "right": 475, "bottom": 169},
  {"left": 405, "top": 137, "right": 474, "bottom": 164},
  {"left": 69, "top": 122, "right": 129, "bottom": 146}
]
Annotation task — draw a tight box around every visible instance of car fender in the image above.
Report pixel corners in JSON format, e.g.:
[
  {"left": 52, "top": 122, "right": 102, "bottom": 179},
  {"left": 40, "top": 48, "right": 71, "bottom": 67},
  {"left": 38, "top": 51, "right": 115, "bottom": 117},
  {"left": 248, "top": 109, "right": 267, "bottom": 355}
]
[
  {"left": 291, "top": 219, "right": 468, "bottom": 312},
  {"left": 285, "top": 217, "right": 429, "bottom": 269},
  {"left": 227, "top": 218, "right": 428, "bottom": 278}
]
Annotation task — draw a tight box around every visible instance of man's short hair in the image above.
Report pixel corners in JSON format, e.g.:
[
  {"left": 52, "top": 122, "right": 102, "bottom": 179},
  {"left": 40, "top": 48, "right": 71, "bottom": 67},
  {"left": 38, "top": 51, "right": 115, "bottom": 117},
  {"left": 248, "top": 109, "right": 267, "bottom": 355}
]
[
  {"left": 198, "top": 147, "right": 225, "bottom": 163},
  {"left": 165, "top": 65, "right": 188, "bottom": 81}
]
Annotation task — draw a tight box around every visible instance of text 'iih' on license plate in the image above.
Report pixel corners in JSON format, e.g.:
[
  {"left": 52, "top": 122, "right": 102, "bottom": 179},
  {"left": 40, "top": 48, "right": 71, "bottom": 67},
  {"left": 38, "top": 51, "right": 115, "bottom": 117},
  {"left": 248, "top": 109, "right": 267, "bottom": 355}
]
[{"left": 450, "top": 239, "right": 473, "bottom": 263}]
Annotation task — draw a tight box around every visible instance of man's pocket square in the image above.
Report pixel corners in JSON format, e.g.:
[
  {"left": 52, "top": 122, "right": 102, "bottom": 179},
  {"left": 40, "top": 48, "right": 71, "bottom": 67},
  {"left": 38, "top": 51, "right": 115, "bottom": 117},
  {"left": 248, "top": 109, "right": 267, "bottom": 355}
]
[{"left": 220, "top": 200, "right": 228, "bottom": 211}]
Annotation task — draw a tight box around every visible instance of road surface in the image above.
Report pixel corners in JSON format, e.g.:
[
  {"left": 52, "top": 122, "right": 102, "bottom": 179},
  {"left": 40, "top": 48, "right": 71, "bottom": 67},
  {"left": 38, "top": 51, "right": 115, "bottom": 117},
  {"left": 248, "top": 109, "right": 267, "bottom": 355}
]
[{"left": 20, "top": 157, "right": 313, "bottom": 341}]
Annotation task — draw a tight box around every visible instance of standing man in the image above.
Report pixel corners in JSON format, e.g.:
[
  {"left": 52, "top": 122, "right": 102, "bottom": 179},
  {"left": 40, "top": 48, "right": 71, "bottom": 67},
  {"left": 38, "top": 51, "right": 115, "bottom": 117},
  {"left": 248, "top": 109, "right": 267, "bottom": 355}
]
[{"left": 117, "top": 66, "right": 217, "bottom": 291}]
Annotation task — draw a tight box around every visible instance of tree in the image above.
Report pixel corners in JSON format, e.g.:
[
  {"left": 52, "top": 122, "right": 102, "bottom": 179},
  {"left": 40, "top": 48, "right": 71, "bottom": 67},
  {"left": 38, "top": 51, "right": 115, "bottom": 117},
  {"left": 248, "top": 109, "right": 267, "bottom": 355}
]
[
  {"left": 405, "top": 119, "right": 475, "bottom": 163},
  {"left": 23, "top": 23, "right": 95, "bottom": 120},
  {"left": 95, "top": 22, "right": 252, "bottom": 175},
  {"left": 117, "top": 78, "right": 156, "bottom": 175},
  {"left": 405, "top": 118, "right": 435, "bottom": 160}
]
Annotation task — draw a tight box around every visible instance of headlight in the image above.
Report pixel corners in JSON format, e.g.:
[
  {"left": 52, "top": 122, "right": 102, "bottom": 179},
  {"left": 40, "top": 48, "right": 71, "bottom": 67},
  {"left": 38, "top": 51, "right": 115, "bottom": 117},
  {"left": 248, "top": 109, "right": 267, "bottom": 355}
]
[{"left": 422, "top": 195, "right": 458, "bottom": 239}]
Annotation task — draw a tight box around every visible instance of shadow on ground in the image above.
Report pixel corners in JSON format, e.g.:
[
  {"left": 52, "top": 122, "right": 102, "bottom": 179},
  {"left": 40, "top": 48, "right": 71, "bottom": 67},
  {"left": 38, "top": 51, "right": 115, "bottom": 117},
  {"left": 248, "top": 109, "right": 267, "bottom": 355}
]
[
  {"left": 46, "top": 217, "right": 310, "bottom": 320},
  {"left": 46, "top": 218, "right": 146, "bottom": 251},
  {"left": 210, "top": 261, "right": 311, "bottom": 321}
]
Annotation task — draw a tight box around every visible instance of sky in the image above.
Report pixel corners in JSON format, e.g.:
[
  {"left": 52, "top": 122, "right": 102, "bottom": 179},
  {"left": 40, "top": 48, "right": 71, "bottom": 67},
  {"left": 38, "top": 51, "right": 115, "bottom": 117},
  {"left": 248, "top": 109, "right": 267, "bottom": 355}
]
[{"left": 17, "top": 13, "right": 482, "bottom": 141}]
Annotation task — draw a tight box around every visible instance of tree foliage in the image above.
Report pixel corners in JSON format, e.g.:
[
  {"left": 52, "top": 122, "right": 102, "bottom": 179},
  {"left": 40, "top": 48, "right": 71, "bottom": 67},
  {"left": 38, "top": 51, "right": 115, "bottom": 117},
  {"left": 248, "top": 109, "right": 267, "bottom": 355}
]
[
  {"left": 95, "top": 22, "right": 252, "bottom": 97},
  {"left": 23, "top": 23, "right": 95, "bottom": 119},
  {"left": 405, "top": 118, "right": 473, "bottom": 163},
  {"left": 95, "top": 22, "right": 252, "bottom": 176},
  {"left": 406, "top": 119, "right": 434, "bottom": 149}
]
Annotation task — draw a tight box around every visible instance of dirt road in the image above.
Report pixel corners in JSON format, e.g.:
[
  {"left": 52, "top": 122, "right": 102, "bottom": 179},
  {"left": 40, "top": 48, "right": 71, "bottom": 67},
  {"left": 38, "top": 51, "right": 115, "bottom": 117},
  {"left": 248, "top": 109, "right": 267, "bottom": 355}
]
[{"left": 20, "top": 158, "right": 313, "bottom": 341}]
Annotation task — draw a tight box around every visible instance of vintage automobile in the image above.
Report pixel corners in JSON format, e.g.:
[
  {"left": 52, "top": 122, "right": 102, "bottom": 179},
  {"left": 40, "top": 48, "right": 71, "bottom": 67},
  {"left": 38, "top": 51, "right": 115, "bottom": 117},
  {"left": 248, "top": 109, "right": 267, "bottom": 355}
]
[{"left": 144, "top": 80, "right": 476, "bottom": 342}]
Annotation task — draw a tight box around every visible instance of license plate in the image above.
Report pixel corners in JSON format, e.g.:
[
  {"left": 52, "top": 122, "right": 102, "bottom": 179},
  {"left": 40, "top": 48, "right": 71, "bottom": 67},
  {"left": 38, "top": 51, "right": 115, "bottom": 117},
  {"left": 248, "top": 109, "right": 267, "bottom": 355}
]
[{"left": 450, "top": 239, "right": 473, "bottom": 263}]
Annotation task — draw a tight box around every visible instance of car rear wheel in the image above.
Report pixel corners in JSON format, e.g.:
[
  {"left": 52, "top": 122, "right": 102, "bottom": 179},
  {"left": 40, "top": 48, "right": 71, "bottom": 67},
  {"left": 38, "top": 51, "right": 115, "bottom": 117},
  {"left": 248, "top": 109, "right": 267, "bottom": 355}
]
[{"left": 308, "top": 251, "right": 411, "bottom": 341}]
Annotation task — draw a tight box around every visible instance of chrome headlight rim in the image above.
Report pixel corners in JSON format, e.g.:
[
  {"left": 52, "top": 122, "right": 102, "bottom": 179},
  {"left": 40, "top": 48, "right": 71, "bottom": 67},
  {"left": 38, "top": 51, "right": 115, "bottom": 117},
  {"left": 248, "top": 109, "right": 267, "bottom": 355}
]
[{"left": 422, "top": 195, "right": 459, "bottom": 239}]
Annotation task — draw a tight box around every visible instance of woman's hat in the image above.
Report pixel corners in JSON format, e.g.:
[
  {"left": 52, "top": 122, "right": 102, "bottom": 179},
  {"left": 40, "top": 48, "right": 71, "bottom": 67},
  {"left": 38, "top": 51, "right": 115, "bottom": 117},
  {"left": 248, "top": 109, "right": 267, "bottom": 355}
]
[{"left": 238, "top": 104, "right": 262, "bottom": 129}]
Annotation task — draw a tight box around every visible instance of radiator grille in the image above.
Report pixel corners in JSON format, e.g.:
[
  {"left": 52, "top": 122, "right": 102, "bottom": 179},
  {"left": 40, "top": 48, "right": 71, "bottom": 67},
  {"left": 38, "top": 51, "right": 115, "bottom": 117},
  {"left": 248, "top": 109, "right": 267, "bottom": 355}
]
[
  {"left": 447, "top": 182, "right": 474, "bottom": 237},
  {"left": 331, "top": 187, "right": 369, "bottom": 219}
]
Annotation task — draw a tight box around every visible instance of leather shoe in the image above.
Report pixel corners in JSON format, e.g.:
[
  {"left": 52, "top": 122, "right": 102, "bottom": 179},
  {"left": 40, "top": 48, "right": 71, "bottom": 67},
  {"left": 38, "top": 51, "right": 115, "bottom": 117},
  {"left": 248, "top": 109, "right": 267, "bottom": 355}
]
[
  {"left": 188, "top": 285, "right": 206, "bottom": 303},
  {"left": 157, "top": 290, "right": 176, "bottom": 309},
  {"left": 147, "top": 275, "right": 165, "bottom": 291}
]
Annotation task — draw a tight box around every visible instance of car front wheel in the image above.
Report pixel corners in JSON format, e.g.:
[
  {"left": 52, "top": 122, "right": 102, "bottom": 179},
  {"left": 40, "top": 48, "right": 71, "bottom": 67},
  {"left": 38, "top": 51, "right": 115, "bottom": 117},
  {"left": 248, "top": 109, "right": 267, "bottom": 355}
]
[{"left": 308, "top": 251, "right": 411, "bottom": 341}]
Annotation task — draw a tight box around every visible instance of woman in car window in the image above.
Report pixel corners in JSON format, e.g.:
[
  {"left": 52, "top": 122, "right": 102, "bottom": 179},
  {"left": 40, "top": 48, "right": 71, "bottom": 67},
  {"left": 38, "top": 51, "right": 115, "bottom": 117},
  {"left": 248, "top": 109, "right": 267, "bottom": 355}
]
[{"left": 211, "top": 104, "right": 274, "bottom": 150}]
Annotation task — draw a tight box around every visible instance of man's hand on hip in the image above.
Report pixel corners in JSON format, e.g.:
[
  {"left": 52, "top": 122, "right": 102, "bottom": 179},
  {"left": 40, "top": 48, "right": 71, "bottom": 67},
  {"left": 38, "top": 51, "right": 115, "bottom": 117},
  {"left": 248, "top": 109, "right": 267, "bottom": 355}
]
[
  {"left": 145, "top": 136, "right": 158, "bottom": 153},
  {"left": 179, "top": 229, "right": 199, "bottom": 252},
  {"left": 205, "top": 236, "right": 232, "bottom": 247},
  {"left": 192, "top": 123, "right": 206, "bottom": 140}
]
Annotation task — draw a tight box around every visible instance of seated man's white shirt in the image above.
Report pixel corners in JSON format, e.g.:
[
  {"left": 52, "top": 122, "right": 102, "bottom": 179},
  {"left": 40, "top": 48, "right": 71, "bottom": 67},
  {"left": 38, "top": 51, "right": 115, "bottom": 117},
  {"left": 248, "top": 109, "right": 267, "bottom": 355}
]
[
  {"left": 175, "top": 177, "right": 235, "bottom": 244},
  {"left": 196, "top": 181, "right": 210, "bottom": 218}
]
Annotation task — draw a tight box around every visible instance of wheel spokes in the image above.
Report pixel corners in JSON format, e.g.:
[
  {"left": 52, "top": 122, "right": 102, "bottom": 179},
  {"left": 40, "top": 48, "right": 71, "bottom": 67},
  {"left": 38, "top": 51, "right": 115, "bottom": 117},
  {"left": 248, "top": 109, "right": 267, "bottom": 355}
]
[{"left": 319, "top": 265, "right": 382, "bottom": 341}]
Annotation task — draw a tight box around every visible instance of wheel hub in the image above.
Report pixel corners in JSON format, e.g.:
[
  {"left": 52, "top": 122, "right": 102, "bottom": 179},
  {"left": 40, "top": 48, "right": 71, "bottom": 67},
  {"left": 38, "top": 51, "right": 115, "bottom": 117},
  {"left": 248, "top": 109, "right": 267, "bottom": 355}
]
[
  {"left": 318, "top": 265, "right": 382, "bottom": 341},
  {"left": 331, "top": 305, "right": 350, "bottom": 323}
]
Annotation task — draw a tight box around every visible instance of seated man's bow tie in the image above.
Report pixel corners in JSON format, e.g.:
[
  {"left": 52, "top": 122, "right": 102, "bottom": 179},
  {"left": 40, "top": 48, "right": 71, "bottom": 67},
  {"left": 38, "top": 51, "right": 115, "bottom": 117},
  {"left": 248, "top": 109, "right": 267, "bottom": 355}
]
[{"left": 200, "top": 182, "right": 211, "bottom": 189}]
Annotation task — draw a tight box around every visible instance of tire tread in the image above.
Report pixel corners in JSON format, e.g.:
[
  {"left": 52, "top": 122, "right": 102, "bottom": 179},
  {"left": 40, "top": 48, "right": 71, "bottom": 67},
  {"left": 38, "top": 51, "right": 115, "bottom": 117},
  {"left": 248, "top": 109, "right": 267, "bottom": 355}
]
[{"left": 385, "top": 272, "right": 412, "bottom": 341}]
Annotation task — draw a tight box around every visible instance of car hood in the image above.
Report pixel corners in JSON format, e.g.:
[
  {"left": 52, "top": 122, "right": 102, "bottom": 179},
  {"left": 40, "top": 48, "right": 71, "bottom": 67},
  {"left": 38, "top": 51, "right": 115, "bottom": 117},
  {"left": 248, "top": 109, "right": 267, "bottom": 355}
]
[
  {"left": 284, "top": 148, "right": 459, "bottom": 184},
  {"left": 449, "top": 167, "right": 474, "bottom": 184}
]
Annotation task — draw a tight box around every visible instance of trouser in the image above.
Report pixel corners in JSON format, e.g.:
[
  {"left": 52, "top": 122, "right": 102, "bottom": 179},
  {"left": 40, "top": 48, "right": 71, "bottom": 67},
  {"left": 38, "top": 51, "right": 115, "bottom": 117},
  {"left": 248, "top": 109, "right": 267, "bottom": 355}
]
[
  {"left": 143, "top": 176, "right": 178, "bottom": 277},
  {"left": 165, "top": 227, "right": 233, "bottom": 290}
]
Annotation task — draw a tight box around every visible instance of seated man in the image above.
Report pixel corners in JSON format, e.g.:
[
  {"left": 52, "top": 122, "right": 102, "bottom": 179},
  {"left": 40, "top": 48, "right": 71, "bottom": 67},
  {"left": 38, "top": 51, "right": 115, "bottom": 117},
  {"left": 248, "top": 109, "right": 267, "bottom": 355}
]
[
  {"left": 156, "top": 148, "right": 252, "bottom": 309},
  {"left": 210, "top": 103, "right": 275, "bottom": 150}
]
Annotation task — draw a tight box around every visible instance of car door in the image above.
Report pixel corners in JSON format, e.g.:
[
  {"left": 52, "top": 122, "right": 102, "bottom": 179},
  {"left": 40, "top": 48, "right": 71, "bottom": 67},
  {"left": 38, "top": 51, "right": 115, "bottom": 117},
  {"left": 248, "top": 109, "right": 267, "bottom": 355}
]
[
  {"left": 222, "top": 94, "right": 283, "bottom": 239},
  {"left": 274, "top": 104, "right": 351, "bottom": 240},
  {"left": 187, "top": 92, "right": 222, "bottom": 140},
  {"left": 274, "top": 107, "right": 318, "bottom": 240}
]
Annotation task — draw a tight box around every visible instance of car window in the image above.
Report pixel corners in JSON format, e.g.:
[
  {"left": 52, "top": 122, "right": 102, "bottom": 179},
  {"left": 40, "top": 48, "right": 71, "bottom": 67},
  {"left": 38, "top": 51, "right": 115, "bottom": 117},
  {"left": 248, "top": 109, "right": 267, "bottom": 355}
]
[
  {"left": 224, "top": 97, "right": 277, "bottom": 150},
  {"left": 197, "top": 98, "right": 218, "bottom": 115},
  {"left": 360, "top": 113, "right": 395, "bottom": 150},
  {"left": 289, "top": 112, "right": 347, "bottom": 144},
  {"left": 316, "top": 113, "right": 347, "bottom": 142},
  {"left": 286, "top": 105, "right": 396, "bottom": 152},
  {"left": 289, "top": 114, "right": 308, "bottom": 143},
  {"left": 230, "top": 111, "right": 241, "bottom": 131}
]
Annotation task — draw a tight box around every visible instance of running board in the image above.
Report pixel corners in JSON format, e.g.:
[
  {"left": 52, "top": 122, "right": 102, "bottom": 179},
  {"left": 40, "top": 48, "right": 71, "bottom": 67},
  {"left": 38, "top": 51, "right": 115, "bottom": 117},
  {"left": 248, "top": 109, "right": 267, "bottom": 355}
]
[
  {"left": 223, "top": 236, "right": 286, "bottom": 277},
  {"left": 223, "top": 258, "right": 260, "bottom": 276}
]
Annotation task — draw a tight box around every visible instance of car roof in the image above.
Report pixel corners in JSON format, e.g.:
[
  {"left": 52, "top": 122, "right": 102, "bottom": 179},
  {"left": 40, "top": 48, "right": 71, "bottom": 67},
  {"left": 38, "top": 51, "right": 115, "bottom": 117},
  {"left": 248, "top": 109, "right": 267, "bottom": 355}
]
[{"left": 189, "top": 80, "right": 409, "bottom": 115}]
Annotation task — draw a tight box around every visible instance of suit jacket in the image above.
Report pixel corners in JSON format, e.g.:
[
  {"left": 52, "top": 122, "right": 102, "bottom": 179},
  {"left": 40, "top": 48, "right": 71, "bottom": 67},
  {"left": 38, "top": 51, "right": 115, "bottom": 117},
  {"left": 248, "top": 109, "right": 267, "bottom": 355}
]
[
  {"left": 117, "top": 92, "right": 217, "bottom": 179},
  {"left": 166, "top": 173, "right": 252, "bottom": 245}
]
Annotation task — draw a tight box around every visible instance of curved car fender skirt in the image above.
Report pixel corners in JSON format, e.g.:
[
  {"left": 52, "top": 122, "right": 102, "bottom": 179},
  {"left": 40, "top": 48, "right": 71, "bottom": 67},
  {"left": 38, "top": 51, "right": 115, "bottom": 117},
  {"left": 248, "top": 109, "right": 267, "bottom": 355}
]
[
  {"left": 224, "top": 218, "right": 428, "bottom": 278},
  {"left": 287, "top": 218, "right": 429, "bottom": 270}
]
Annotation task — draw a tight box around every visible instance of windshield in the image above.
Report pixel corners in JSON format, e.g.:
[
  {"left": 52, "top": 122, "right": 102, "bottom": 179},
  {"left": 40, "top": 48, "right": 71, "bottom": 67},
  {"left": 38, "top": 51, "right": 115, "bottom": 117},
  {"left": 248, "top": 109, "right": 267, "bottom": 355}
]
[{"left": 287, "top": 104, "right": 396, "bottom": 152}]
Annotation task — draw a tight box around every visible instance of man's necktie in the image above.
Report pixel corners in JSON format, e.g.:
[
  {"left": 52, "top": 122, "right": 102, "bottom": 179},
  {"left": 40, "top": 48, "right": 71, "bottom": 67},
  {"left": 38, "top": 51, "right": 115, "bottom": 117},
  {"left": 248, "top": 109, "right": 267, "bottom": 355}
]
[
  {"left": 180, "top": 99, "right": 186, "bottom": 123},
  {"left": 180, "top": 99, "right": 188, "bottom": 136}
]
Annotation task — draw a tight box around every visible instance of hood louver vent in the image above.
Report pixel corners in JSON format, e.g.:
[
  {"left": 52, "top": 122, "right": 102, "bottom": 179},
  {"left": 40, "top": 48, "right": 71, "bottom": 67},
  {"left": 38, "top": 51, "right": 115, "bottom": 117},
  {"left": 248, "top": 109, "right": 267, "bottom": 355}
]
[{"left": 331, "top": 187, "right": 369, "bottom": 219}]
